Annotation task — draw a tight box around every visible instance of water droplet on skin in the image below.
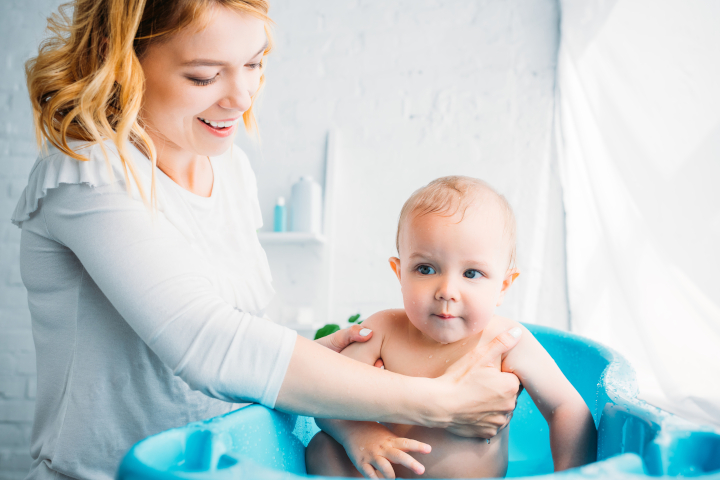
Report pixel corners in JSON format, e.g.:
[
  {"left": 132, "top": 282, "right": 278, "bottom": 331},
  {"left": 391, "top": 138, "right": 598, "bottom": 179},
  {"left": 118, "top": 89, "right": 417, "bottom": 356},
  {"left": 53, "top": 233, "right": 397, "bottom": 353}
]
[
  {"left": 446, "top": 359, "right": 449, "bottom": 363},
  {"left": 429, "top": 355, "right": 433, "bottom": 358},
  {"left": 462, "top": 342, "right": 467, "bottom": 346}
]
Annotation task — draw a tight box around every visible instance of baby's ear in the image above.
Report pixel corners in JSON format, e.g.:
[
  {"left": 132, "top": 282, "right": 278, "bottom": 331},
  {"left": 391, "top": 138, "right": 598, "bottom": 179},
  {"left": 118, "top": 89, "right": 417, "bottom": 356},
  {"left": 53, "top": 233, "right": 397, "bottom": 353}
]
[
  {"left": 496, "top": 269, "right": 520, "bottom": 307},
  {"left": 389, "top": 257, "right": 402, "bottom": 281}
]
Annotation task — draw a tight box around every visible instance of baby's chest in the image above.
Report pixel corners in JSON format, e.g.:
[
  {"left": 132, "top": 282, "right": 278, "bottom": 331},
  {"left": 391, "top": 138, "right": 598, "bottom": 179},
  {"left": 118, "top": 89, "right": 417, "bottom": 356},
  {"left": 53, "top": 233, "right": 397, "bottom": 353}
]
[{"left": 380, "top": 342, "right": 502, "bottom": 379}]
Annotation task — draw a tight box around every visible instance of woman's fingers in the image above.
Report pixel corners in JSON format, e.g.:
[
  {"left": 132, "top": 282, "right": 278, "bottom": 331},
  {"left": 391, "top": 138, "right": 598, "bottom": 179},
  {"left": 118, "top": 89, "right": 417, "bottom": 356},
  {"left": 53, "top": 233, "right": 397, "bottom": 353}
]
[
  {"left": 474, "top": 327, "right": 523, "bottom": 366},
  {"left": 437, "top": 329, "right": 524, "bottom": 438},
  {"left": 315, "top": 324, "right": 373, "bottom": 352}
]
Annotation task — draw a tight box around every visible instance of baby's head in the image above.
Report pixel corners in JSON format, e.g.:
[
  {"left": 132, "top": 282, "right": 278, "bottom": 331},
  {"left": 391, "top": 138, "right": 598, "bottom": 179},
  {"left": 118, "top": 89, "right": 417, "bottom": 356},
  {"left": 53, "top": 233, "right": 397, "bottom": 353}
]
[{"left": 390, "top": 176, "right": 519, "bottom": 344}]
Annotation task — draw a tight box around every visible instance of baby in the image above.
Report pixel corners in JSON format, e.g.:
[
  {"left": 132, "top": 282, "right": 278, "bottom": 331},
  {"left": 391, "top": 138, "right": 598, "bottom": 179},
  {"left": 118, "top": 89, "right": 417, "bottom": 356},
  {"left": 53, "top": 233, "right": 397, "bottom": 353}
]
[{"left": 306, "top": 176, "right": 597, "bottom": 479}]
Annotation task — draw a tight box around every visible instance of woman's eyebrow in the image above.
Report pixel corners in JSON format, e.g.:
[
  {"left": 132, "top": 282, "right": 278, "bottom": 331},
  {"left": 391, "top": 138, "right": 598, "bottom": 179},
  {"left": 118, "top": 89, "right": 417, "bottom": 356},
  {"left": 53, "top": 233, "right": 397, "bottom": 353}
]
[
  {"left": 181, "top": 59, "right": 229, "bottom": 67},
  {"left": 181, "top": 40, "right": 269, "bottom": 68},
  {"left": 254, "top": 39, "right": 269, "bottom": 57}
]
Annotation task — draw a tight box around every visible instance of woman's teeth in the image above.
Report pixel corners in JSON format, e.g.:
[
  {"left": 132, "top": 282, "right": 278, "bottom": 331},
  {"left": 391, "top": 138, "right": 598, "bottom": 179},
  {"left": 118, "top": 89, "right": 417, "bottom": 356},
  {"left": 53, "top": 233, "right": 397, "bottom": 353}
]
[{"left": 199, "top": 118, "right": 236, "bottom": 128}]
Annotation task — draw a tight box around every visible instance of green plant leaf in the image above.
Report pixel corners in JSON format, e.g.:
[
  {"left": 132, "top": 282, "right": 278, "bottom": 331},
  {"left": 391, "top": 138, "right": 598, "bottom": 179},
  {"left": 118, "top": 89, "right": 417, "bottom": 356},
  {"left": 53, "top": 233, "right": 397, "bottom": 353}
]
[
  {"left": 348, "top": 314, "right": 361, "bottom": 323},
  {"left": 314, "top": 323, "right": 341, "bottom": 340}
]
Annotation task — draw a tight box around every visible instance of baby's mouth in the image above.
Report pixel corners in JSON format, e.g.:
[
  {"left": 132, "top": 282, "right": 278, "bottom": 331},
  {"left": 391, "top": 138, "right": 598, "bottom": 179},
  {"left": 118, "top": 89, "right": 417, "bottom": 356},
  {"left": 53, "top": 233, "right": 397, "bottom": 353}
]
[{"left": 434, "top": 313, "right": 457, "bottom": 320}]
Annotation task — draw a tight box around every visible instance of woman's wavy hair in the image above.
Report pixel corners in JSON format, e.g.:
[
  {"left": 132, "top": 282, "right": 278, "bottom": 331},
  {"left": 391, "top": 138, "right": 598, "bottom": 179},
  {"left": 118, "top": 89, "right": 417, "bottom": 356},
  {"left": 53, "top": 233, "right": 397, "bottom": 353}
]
[{"left": 26, "top": 0, "right": 273, "bottom": 206}]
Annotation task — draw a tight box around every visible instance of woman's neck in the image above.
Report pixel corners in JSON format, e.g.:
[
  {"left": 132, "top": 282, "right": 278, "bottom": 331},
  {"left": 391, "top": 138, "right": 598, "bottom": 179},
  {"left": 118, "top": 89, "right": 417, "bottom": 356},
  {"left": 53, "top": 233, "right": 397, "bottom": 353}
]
[{"left": 153, "top": 137, "right": 214, "bottom": 198}]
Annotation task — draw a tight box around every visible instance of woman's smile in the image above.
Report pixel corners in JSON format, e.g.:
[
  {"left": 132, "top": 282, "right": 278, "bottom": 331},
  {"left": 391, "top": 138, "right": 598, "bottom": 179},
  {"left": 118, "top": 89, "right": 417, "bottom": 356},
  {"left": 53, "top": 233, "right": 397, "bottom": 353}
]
[
  {"left": 197, "top": 116, "right": 239, "bottom": 137},
  {"left": 139, "top": 7, "right": 267, "bottom": 160}
]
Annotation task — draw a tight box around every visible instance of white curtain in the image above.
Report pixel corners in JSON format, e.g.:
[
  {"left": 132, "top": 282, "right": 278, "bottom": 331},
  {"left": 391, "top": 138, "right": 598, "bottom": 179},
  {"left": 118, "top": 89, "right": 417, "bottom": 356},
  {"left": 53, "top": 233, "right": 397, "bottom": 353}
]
[{"left": 556, "top": 0, "right": 720, "bottom": 426}]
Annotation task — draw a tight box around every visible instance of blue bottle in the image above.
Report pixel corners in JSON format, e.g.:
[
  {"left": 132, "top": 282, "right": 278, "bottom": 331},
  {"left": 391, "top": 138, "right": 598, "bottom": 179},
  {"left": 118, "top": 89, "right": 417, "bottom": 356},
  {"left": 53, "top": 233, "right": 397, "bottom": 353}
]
[{"left": 273, "top": 196, "right": 287, "bottom": 232}]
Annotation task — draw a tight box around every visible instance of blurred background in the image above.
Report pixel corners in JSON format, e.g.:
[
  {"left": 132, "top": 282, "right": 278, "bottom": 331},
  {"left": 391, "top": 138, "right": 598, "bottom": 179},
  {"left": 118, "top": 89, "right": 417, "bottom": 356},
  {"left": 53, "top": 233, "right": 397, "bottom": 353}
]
[{"left": 1, "top": 0, "right": 718, "bottom": 478}]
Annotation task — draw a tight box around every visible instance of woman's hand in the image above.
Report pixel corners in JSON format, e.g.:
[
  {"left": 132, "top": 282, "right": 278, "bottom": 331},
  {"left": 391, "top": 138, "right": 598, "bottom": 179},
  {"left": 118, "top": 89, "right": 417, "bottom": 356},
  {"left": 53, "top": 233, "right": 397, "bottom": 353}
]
[
  {"left": 277, "top": 328, "right": 520, "bottom": 431},
  {"left": 315, "top": 325, "right": 385, "bottom": 368},
  {"left": 342, "top": 422, "right": 431, "bottom": 479},
  {"left": 315, "top": 324, "right": 373, "bottom": 352},
  {"left": 435, "top": 327, "right": 523, "bottom": 438}
]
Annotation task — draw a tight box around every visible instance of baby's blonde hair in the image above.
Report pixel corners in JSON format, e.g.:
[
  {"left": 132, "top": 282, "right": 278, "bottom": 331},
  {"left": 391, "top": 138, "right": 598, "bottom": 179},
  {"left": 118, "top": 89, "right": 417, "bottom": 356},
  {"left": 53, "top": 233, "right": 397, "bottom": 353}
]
[{"left": 396, "top": 176, "right": 517, "bottom": 269}]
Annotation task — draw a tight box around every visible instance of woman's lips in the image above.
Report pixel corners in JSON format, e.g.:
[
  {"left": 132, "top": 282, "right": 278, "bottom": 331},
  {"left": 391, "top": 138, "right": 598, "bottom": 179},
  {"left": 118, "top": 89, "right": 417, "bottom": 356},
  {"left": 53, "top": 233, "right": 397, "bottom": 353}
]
[{"left": 197, "top": 117, "right": 237, "bottom": 138}]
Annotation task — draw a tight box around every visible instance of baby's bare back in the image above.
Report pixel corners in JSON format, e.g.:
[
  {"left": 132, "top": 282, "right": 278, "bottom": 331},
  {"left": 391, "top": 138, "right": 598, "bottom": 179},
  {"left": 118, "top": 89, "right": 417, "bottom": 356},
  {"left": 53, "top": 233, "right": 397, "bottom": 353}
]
[{"left": 379, "top": 315, "right": 511, "bottom": 478}]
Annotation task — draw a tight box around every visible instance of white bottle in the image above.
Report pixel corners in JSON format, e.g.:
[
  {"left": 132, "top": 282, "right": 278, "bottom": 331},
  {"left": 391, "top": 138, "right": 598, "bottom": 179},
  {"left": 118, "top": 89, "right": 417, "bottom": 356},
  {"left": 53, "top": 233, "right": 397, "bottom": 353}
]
[{"left": 290, "top": 176, "right": 322, "bottom": 234}]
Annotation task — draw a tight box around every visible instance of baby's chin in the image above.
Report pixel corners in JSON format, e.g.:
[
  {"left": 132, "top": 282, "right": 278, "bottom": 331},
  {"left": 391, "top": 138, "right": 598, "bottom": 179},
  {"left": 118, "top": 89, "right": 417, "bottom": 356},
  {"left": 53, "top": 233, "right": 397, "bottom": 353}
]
[{"left": 411, "top": 318, "right": 482, "bottom": 345}]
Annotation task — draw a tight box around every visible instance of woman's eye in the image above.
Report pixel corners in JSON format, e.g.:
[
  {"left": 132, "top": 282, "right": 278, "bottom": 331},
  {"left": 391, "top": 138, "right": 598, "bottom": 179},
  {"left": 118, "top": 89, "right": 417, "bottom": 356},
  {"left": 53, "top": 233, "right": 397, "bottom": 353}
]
[
  {"left": 417, "top": 265, "right": 436, "bottom": 275},
  {"left": 464, "top": 269, "right": 483, "bottom": 279},
  {"left": 247, "top": 60, "right": 264, "bottom": 70},
  {"left": 188, "top": 75, "right": 217, "bottom": 86}
]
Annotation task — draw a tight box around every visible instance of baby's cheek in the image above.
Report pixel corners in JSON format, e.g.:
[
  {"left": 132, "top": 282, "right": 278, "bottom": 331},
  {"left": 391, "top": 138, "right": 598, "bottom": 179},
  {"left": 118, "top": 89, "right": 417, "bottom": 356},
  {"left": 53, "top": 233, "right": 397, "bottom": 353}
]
[
  {"left": 402, "top": 290, "right": 425, "bottom": 319},
  {"left": 465, "top": 302, "right": 496, "bottom": 332}
]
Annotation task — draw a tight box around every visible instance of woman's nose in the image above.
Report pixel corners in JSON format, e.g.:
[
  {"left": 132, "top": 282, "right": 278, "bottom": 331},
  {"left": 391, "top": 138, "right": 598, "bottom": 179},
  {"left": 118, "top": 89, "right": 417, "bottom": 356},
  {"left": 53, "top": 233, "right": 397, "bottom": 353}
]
[
  {"left": 435, "top": 276, "right": 459, "bottom": 302},
  {"left": 219, "top": 75, "right": 256, "bottom": 113}
]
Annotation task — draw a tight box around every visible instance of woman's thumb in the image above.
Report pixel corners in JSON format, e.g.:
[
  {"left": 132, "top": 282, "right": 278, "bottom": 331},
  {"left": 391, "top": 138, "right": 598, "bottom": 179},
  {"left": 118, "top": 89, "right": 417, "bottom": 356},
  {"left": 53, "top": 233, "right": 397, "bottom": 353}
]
[{"left": 475, "top": 327, "right": 523, "bottom": 364}]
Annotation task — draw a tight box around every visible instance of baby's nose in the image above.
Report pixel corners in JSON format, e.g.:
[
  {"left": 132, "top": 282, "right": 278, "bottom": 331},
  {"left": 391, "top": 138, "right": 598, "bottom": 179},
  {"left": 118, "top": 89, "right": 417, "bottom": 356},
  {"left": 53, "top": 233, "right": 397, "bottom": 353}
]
[{"left": 435, "top": 278, "right": 459, "bottom": 302}]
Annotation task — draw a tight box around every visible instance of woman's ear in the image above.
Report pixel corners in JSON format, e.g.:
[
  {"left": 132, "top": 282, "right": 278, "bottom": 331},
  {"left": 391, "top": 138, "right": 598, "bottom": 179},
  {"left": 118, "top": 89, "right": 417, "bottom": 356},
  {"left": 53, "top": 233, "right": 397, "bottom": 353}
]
[
  {"left": 496, "top": 269, "right": 520, "bottom": 306},
  {"left": 389, "top": 257, "right": 402, "bottom": 282}
]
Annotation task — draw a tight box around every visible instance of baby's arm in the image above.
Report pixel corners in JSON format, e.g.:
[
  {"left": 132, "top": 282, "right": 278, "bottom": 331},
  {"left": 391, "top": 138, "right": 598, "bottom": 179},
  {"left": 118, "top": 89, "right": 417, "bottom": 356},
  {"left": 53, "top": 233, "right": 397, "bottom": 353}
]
[
  {"left": 310, "top": 311, "right": 430, "bottom": 478},
  {"left": 501, "top": 324, "right": 597, "bottom": 471}
]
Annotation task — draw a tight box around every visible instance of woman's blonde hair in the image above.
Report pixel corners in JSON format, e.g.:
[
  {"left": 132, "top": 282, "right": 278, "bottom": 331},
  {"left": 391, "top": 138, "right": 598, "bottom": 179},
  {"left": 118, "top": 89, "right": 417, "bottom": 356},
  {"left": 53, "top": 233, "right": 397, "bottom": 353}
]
[
  {"left": 396, "top": 176, "right": 517, "bottom": 269},
  {"left": 26, "top": 0, "right": 273, "bottom": 206}
]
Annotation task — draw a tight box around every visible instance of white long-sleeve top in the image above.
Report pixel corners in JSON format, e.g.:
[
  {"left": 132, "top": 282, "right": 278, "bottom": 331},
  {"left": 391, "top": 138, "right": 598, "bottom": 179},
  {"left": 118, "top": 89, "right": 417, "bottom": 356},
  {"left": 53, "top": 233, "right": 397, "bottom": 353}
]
[{"left": 11, "top": 140, "right": 297, "bottom": 480}]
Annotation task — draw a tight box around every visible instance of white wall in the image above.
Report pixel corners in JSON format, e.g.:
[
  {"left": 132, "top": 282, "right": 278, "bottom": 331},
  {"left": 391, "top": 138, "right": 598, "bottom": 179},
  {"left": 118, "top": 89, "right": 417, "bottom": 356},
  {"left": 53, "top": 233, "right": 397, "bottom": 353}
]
[
  {"left": 238, "top": 0, "right": 566, "bottom": 333},
  {"left": 0, "top": 1, "right": 563, "bottom": 478},
  {"left": 1, "top": 1, "right": 64, "bottom": 477}
]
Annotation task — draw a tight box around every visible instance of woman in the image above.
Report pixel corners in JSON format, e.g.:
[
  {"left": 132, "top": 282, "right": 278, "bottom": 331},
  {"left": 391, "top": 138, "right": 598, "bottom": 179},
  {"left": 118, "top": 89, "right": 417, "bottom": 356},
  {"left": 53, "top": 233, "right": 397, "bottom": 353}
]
[{"left": 15, "top": 1, "right": 522, "bottom": 479}]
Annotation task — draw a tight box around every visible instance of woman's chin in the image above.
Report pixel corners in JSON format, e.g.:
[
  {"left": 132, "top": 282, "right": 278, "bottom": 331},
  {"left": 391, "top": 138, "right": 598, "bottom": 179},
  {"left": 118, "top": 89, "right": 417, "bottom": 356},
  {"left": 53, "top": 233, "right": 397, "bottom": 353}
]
[{"left": 197, "top": 138, "right": 236, "bottom": 157}]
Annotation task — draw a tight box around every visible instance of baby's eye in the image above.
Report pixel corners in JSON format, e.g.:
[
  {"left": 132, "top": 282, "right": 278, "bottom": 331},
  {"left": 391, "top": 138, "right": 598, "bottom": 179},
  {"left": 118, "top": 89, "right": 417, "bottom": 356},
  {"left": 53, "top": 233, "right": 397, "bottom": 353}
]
[
  {"left": 464, "top": 269, "right": 483, "bottom": 279},
  {"left": 417, "top": 265, "right": 436, "bottom": 275}
]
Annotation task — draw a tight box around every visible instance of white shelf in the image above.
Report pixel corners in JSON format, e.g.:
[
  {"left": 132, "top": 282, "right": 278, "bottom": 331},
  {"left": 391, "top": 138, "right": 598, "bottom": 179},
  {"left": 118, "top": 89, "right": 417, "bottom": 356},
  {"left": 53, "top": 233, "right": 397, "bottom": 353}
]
[
  {"left": 258, "top": 231, "right": 326, "bottom": 245},
  {"left": 282, "top": 322, "right": 326, "bottom": 331}
]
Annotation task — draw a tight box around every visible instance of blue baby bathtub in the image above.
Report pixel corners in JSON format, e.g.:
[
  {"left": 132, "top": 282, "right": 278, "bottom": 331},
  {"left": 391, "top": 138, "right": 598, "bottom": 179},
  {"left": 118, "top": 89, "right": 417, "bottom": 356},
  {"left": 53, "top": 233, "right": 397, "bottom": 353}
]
[{"left": 117, "top": 325, "right": 720, "bottom": 479}]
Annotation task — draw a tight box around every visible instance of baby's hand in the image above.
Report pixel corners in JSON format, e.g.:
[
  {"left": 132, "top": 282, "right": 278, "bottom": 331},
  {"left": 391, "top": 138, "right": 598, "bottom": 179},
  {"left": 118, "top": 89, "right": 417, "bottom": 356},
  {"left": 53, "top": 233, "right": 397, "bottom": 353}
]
[{"left": 344, "top": 422, "right": 431, "bottom": 479}]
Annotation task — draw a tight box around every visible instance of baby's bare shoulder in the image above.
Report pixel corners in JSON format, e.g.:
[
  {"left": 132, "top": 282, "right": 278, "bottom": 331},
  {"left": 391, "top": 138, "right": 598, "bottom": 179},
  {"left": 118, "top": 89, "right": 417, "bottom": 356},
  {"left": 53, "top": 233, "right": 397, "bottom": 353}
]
[
  {"left": 339, "top": 309, "right": 408, "bottom": 364},
  {"left": 360, "top": 308, "right": 409, "bottom": 333}
]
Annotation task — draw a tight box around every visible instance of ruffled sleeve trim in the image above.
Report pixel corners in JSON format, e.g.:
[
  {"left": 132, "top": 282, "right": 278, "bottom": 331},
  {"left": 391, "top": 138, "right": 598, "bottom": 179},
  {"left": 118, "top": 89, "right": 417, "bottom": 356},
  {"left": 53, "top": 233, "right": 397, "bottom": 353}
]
[{"left": 12, "top": 140, "right": 153, "bottom": 228}]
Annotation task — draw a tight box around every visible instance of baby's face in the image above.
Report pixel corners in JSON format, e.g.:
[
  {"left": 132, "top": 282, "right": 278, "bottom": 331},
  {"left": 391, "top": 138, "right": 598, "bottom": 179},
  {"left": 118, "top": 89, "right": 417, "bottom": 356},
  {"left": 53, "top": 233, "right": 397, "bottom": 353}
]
[{"left": 391, "top": 204, "right": 517, "bottom": 345}]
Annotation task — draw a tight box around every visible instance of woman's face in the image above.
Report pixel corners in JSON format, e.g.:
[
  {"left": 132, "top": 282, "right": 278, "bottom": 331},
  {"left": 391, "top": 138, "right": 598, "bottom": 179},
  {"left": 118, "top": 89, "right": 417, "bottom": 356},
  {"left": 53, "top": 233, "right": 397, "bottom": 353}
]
[{"left": 139, "top": 7, "right": 267, "bottom": 158}]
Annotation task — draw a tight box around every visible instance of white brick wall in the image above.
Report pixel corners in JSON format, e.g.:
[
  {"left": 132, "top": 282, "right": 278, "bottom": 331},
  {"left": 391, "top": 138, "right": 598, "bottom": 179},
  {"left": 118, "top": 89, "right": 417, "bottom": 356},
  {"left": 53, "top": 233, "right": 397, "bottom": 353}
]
[
  {"left": 1, "top": 1, "right": 64, "bottom": 478},
  {"left": 241, "top": 0, "right": 566, "bottom": 331},
  {"left": 0, "top": 1, "right": 562, "bottom": 478}
]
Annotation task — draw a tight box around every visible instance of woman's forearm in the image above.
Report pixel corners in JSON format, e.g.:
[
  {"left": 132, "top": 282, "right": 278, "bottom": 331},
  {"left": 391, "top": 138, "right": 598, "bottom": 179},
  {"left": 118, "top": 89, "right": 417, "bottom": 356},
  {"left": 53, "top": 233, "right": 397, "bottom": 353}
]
[
  {"left": 276, "top": 329, "right": 523, "bottom": 436},
  {"left": 275, "top": 336, "right": 438, "bottom": 426}
]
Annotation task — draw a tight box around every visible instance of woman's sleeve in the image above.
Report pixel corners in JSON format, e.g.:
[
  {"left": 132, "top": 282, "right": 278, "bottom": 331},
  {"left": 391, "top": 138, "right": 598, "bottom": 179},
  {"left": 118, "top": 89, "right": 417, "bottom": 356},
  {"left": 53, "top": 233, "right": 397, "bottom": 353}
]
[{"left": 40, "top": 181, "right": 296, "bottom": 407}]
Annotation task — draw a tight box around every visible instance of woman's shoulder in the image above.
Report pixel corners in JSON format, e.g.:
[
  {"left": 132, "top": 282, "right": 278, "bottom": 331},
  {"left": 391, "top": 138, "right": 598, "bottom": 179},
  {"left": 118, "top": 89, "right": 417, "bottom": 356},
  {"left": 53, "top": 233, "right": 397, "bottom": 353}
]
[{"left": 11, "top": 139, "right": 150, "bottom": 227}]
